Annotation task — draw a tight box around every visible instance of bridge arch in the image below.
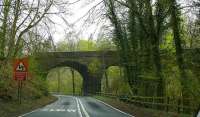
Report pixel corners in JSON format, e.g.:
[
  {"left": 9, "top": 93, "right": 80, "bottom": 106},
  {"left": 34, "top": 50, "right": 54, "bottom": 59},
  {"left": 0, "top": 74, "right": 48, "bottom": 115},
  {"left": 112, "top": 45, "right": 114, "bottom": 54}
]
[
  {"left": 47, "top": 67, "right": 83, "bottom": 94},
  {"left": 48, "top": 60, "right": 90, "bottom": 95}
]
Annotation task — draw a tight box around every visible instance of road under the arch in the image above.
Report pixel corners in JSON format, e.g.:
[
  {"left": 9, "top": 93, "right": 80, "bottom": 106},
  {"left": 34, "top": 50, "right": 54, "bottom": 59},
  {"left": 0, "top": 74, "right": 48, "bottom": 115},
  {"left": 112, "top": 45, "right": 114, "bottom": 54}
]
[{"left": 19, "top": 95, "right": 134, "bottom": 117}]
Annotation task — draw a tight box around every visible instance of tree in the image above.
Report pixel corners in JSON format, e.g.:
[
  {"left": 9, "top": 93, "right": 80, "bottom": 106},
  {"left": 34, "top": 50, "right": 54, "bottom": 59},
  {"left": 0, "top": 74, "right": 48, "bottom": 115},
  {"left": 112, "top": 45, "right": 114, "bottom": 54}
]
[
  {"left": 0, "top": 0, "right": 11, "bottom": 59},
  {"left": 96, "top": 38, "right": 116, "bottom": 51},
  {"left": 187, "top": 0, "right": 200, "bottom": 48},
  {"left": 77, "top": 40, "right": 97, "bottom": 51},
  {"left": 56, "top": 41, "right": 69, "bottom": 51},
  {"left": 0, "top": 0, "right": 67, "bottom": 101},
  {"left": 103, "top": 0, "right": 136, "bottom": 94},
  {"left": 0, "top": 0, "right": 54, "bottom": 60},
  {"left": 102, "top": 0, "right": 168, "bottom": 96},
  {"left": 169, "top": 0, "right": 192, "bottom": 103}
]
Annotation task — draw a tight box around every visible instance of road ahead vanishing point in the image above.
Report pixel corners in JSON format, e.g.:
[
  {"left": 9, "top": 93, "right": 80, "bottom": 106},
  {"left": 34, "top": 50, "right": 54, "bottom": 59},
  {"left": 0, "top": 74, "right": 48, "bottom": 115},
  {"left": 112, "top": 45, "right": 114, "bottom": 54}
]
[{"left": 19, "top": 95, "right": 134, "bottom": 117}]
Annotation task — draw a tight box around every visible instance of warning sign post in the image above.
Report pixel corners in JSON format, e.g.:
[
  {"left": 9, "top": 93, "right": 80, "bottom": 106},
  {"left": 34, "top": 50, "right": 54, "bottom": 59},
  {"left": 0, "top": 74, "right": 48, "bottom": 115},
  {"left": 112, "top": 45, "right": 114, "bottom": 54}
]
[
  {"left": 13, "top": 58, "right": 28, "bottom": 104},
  {"left": 14, "top": 58, "right": 28, "bottom": 81}
]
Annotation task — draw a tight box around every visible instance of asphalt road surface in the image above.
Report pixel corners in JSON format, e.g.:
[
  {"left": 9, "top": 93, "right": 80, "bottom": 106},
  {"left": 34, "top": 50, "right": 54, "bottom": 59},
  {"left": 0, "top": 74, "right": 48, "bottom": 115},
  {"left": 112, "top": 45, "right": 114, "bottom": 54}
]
[{"left": 19, "top": 95, "right": 134, "bottom": 117}]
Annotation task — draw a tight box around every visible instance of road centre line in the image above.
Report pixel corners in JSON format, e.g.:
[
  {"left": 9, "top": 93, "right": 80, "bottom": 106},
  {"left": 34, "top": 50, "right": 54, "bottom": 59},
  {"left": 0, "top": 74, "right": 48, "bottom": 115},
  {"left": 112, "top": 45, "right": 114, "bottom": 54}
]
[
  {"left": 75, "top": 97, "right": 83, "bottom": 117},
  {"left": 78, "top": 98, "right": 90, "bottom": 117}
]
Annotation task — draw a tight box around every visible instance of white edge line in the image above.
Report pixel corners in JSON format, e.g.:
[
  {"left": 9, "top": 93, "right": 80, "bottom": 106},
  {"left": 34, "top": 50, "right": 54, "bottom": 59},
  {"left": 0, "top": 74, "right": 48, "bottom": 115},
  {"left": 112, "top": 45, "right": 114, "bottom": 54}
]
[
  {"left": 94, "top": 98, "right": 135, "bottom": 117},
  {"left": 78, "top": 98, "right": 90, "bottom": 117},
  {"left": 75, "top": 97, "right": 83, "bottom": 117},
  {"left": 19, "top": 95, "right": 61, "bottom": 117},
  {"left": 18, "top": 108, "right": 40, "bottom": 117}
]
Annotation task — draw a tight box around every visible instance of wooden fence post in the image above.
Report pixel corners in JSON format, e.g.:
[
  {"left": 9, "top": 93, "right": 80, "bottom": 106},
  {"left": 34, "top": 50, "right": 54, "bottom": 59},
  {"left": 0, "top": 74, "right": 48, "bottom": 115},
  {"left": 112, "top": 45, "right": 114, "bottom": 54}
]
[
  {"left": 177, "top": 98, "right": 181, "bottom": 113},
  {"left": 152, "top": 97, "right": 154, "bottom": 109},
  {"left": 166, "top": 97, "right": 169, "bottom": 112}
]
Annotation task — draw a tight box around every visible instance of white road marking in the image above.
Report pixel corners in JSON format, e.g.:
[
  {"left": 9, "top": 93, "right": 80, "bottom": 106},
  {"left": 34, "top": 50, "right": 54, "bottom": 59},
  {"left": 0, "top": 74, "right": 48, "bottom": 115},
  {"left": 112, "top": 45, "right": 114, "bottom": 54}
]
[
  {"left": 67, "top": 109, "right": 76, "bottom": 112},
  {"left": 41, "top": 109, "right": 49, "bottom": 111},
  {"left": 56, "top": 109, "right": 62, "bottom": 112},
  {"left": 50, "top": 109, "right": 54, "bottom": 112},
  {"left": 75, "top": 97, "right": 83, "bottom": 117},
  {"left": 19, "top": 95, "right": 132, "bottom": 117},
  {"left": 78, "top": 98, "right": 90, "bottom": 117},
  {"left": 41, "top": 108, "right": 69, "bottom": 112},
  {"left": 56, "top": 109, "right": 65, "bottom": 112},
  {"left": 197, "top": 111, "right": 200, "bottom": 117},
  {"left": 18, "top": 95, "right": 70, "bottom": 117},
  {"left": 18, "top": 108, "right": 40, "bottom": 117},
  {"left": 94, "top": 98, "right": 135, "bottom": 117}
]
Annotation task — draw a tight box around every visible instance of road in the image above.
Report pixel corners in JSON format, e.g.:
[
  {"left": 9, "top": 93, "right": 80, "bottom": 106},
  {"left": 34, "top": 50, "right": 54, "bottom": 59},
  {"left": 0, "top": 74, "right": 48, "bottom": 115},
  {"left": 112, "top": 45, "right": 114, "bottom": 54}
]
[{"left": 19, "top": 95, "right": 134, "bottom": 117}]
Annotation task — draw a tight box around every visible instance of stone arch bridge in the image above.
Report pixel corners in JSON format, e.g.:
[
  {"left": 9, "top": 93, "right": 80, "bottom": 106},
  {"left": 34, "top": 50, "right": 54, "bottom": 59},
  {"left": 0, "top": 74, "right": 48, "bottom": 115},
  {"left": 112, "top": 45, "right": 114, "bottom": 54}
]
[
  {"left": 34, "top": 51, "right": 120, "bottom": 95},
  {"left": 34, "top": 49, "right": 200, "bottom": 95}
]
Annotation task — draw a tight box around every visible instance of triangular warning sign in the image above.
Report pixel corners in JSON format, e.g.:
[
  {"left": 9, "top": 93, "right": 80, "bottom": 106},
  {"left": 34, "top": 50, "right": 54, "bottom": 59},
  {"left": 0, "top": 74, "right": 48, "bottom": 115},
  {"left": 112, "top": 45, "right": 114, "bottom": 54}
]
[{"left": 16, "top": 62, "right": 26, "bottom": 72}]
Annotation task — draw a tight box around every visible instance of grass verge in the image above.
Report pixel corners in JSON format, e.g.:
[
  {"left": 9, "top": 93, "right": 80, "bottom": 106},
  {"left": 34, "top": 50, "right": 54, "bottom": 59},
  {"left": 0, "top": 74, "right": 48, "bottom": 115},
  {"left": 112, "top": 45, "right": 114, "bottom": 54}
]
[
  {"left": 93, "top": 96, "right": 192, "bottom": 117},
  {"left": 0, "top": 95, "right": 57, "bottom": 117}
]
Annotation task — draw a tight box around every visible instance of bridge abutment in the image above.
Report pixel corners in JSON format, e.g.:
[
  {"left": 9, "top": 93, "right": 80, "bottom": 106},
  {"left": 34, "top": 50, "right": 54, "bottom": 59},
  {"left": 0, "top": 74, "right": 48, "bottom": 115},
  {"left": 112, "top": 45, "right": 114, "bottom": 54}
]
[{"left": 88, "top": 75, "right": 102, "bottom": 94}]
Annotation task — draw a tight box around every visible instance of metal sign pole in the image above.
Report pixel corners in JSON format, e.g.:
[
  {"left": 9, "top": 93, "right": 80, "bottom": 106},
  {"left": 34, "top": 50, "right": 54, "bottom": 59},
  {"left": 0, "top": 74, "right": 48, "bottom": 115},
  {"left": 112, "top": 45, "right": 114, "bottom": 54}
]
[
  {"left": 20, "top": 80, "right": 22, "bottom": 104},
  {"left": 18, "top": 80, "right": 20, "bottom": 104},
  {"left": 18, "top": 80, "right": 22, "bottom": 104},
  {"left": 14, "top": 58, "right": 28, "bottom": 104}
]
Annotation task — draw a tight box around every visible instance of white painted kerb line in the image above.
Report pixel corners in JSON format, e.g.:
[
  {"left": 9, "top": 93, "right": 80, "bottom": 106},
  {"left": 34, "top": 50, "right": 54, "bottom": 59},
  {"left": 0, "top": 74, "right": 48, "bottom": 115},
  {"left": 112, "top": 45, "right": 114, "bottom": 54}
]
[
  {"left": 18, "top": 108, "right": 40, "bottom": 117},
  {"left": 75, "top": 97, "right": 83, "bottom": 117},
  {"left": 95, "top": 98, "right": 134, "bottom": 117},
  {"left": 78, "top": 98, "right": 90, "bottom": 117}
]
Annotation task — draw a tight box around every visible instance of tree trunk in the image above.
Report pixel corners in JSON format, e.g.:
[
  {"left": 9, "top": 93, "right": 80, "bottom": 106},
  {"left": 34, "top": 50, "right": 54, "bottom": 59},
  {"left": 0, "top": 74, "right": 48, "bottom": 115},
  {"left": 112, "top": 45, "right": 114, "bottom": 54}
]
[
  {"left": 145, "top": 0, "right": 164, "bottom": 97},
  {"left": 57, "top": 69, "right": 61, "bottom": 94},
  {"left": 104, "top": 0, "right": 134, "bottom": 93},
  {"left": 170, "top": 0, "right": 189, "bottom": 98},
  {"left": 0, "top": 0, "right": 11, "bottom": 58},
  {"left": 104, "top": 71, "right": 109, "bottom": 92},
  {"left": 71, "top": 68, "right": 75, "bottom": 95},
  {"left": 127, "top": 0, "right": 140, "bottom": 95},
  {"left": 7, "top": 0, "right": 21, "bottom": 59}
]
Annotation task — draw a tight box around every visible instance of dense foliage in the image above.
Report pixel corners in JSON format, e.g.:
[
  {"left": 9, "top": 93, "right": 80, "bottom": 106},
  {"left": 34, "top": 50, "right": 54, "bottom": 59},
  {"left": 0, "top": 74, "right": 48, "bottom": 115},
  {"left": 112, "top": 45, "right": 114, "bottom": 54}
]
[
  {"left": 102, "top": 0, "right": 200, "bottom": 102},
  {"left": 0, "top": 0, "right": 200, "bottom": 114},
  {"left": 47, "top": 67, "right": 83, "bottom": 95},
  {"left": 0, "top": 0, "right": 55, "bottom": 100}
]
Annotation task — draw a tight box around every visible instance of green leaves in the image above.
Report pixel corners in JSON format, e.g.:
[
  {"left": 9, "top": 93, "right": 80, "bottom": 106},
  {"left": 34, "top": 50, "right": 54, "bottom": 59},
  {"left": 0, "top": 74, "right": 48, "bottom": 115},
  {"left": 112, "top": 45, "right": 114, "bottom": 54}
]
[
  {"left": 160, "top": 31, "right": 176, "bottom": 52},
  {"left": 47, "top": 67, "right": 83, "bottom": 94},
  {"left": 77, "top": 40, "right": 97, "bottom": 51},
  {"left": 88, "top": 59, "right": 101, "bottom": 75}
]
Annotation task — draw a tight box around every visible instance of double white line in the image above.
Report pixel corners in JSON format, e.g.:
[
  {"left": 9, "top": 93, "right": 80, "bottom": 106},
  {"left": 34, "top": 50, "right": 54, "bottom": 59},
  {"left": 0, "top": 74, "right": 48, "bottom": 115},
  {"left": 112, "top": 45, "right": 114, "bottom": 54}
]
[{"left": 75, "top": 97, "right": 90, "bottom": 117}]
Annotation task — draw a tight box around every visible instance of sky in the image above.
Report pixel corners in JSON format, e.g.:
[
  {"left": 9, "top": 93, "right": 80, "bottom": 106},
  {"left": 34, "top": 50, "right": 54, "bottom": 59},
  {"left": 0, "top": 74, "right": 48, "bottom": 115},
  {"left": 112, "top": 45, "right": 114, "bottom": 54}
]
[
  {"left": 38, "top": 0, "right": 197, "bottom": 45},
  {"left": 49, "top": 0, "right": 103, "bottom": 43}
]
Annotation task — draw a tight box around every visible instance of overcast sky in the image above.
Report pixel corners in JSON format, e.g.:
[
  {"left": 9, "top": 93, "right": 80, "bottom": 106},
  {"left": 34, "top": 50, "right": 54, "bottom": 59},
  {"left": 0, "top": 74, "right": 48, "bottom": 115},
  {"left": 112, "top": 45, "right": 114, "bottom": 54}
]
[
  {"left": 0, "top": 0, "right": 196, "bottom": 43},
  {"left": 49, "top": 0, "right": 103, "bottom": 43},
  {"left": 48, "top": 0, "right": 195, "bottom": 43}
]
